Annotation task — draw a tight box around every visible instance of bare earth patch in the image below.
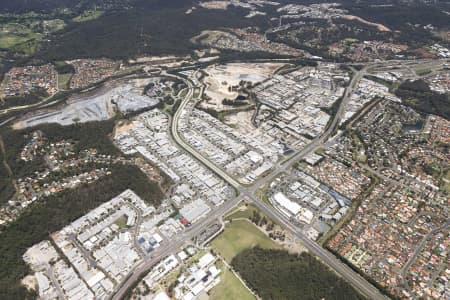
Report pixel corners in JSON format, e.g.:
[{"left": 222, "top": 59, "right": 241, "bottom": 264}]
[
  {"left": 200, "top": 62, "right": 284, "bottom": 110},
  {"left": 342, "top": 15, "right": 391, "bottom": 32},
  {"left": 21, "top": 275, "right": 37, "bottom": 292}
]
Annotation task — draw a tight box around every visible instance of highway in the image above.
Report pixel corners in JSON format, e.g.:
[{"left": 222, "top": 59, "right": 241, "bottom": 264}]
[
  {"left": 168, "top": 65, "right": 389, "bottom": 299},
  {"left": 246, "top": 192, "right": 387, "bottom": 299},
  {"left": 110, "top": 58, "right": 448, "bottom": 299},
  {"left": 0, "top": 57, "right": 444, "bottom": 299},
  {"left": 111, "top": 194, "right": 244, "bottom": 300},
  {"left": 169, "top": 76, "right": 241, "bottom": 189},
  {"left": 111, "top": 64, "right": 391, "bottom": 300}
]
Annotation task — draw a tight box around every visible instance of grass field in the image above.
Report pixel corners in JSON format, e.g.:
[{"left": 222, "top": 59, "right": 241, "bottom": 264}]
[
  {"left": 0, "top": 35, "right": 27, "bottom": 49},
  {"left": 209, "top": 261, "right": 255, "bottom": 300},
  {"left": 113, "top": 216, "right": 128, "bottom": 229},
  {"left": 442, "top": 169, "right": 450, "bottom": 192},
  {"left": 72, "top": 10, "right": 104, "bottom": 23},
  {"left": 254, "top": 184, "right": 273, "bottom": 207},
  {"left": 415, "top": 68, "right": 432, "bottom": 76},
  {"left": 0, "top": 23, "right": 41, "bottom": 51},
  {"left": 211, "top": 220, "right": 281, "bottom": 263},
  {"left": 225, "top": 203, "right": 260, "bottom": 221},
  {"left": 58, "top": 73, "right": 73, "bottom": 90},
  {"left": 178, "top": 88, "right": 188, "bottom": 99}
]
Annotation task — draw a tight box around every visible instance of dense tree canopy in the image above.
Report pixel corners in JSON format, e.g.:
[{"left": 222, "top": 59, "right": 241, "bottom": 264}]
[
  {"left": 0, "top": 164, "right": 164, "bottom": 299},
  {"left": 395, "top": 79, "right": 450, "bottom": 120},
  {"left": 232, "top": 247, "right": 366, "bottom": 300}
]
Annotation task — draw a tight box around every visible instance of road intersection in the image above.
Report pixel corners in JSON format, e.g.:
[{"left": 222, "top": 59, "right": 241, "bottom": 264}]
[
  {"left": 111, "top": 63, "right": 392, "bottom": 300},
  {"left": 0, "top": 57, "right": 444, "bottom": 300},
  {"left": 103, "top": 58, "right": 447, "bottom": 299}
]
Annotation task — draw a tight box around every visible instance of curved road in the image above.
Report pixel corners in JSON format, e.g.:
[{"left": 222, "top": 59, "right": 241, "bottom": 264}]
[
  {"left": 401, "top": 221, "right": 450, "bottom": 298},
  {"left": 168, "top": 65, "right": 388, "bottom": 300},
  {"left": 111, "top": 64, "right": 389, "bottom": 300},
  {"left": 111, "top": 58, "right": 449, "bottom": 299}
]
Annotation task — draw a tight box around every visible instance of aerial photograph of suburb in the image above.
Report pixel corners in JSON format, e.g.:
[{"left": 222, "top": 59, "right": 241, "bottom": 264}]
[{"left": 0, "top": 0, "right": 448, "bottom": 300}]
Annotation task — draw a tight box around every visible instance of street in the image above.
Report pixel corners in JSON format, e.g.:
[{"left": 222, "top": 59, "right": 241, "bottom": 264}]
[{"left": 111, "top": 63, "right": 390, "bottom": 300}]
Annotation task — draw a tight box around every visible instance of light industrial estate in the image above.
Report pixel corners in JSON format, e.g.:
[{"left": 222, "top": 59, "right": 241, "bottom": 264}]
[
  {"left": 1, "top": 2, "right": 449, "bottom": 298},
  {"left": 16, "top": 57, "right": 449, "bottom": 300}
]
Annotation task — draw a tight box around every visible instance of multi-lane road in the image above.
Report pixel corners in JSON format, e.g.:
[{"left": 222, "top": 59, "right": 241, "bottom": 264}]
[
  {"left": 111, "top": 194, "right": 245, "bottom": 300},
  {"left": 110, "top": 58, "right": 448, "bottom": 299},
  {"left": 111, "top": 64, "right": 392, "bottom": 300},
  {"left": 0, "top": 57, "right": 444, "bottom": 299},
  {"left": 174, "top": 66, "right": 389, "bottom": 300}
]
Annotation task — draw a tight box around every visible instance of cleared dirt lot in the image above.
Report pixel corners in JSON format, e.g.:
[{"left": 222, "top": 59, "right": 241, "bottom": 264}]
[
  {"left": 200, "top": 62, "right": 284, "bottom": 110},
  {"left": 14, "top": 79, "right": 158, "bottom": 129}
]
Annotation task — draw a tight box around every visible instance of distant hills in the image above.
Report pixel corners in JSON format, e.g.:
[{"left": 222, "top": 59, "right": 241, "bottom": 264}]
[{"left": 0, "top": 0, "right": 190, "bottom": 14}]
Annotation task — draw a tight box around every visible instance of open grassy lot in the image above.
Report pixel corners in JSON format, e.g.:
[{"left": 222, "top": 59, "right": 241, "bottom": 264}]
[
  {"left": 225, "top": 203, "right": 260, "bottom": 221},
  {"left": 58, "top": 72, "right": 73, "bottom": 90},
  {"left": 442, "top": 169, "right": 450, "bottom": 193},
  {"left": 0, "top": 23, "right": 41, "bottom": 51},
  {"left": 209, "top": 260, "right": 255, "bottom": 300},
  {"left": 211, "top": 220, "right": 281, "bottom": 263},
  {"left": 72, "top": 10, "right": 104, "bottom": 22},
  {"left": 415, "top": 68, "right": 431, "bottom": 76},
  {"left": 114, "top": 215, "right": 128, "bottom": 229}
]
